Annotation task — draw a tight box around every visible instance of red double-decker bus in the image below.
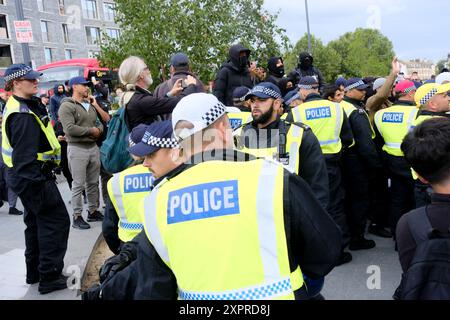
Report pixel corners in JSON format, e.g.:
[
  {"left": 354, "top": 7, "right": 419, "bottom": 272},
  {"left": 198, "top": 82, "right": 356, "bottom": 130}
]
[{"left": 37, "top": 58, "right": 116, "bottom": 95}]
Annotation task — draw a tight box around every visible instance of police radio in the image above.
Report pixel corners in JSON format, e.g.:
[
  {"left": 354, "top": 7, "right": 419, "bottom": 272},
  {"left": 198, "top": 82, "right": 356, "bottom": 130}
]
[{"left": 276, "top": 121, "right": 290, "bottom": 165}]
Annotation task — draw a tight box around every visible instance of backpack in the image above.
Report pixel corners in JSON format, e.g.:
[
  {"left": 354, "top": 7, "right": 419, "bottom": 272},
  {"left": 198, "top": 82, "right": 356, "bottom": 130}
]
[
  {"left": 100, "top": 92, "right": 135, "bottom": 174},
  {"left": 398, "top": 208, "right": 450, "bottom": 300}
]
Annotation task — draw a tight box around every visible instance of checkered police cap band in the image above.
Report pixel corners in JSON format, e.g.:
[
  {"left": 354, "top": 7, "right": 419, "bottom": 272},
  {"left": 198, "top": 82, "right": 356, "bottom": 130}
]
[
  {"left": 4, "top": 66, "right": 33, "bottom": 82},
  {"left": 420, "top": 88, "right": 438, "bottom": 106},
  {"left": 202, "top": 101, "right": 227, "bottom": 126},
  {"left": 129, "top": 135, "right": 136, "bottom": 147},
  {"left": 251, "top": 86, "right": 282, "bottom": 99},
  {"left": 345, "top": 80, "right": 365, "bottom": 91},
  {"left": 403, "top": 86, "right": 416, "bottom": 94},
  {"left": 144, "top": 135, "right": 179, "bottom": 148},
  {"left": 298, "top": 84, "right": 319, "bottom": 90}
]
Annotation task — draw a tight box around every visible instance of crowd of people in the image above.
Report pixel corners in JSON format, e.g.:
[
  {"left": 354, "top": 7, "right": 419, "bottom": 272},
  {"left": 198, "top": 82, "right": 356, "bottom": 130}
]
[{"left": 1, "top": 43, "right": 450, "bottom": 300}]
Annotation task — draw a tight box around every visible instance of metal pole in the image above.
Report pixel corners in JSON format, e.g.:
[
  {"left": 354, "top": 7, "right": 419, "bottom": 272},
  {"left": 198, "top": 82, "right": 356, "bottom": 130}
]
[
  {"left": 15, "top": 0, "right": 32, "bottom": 66},
  {"left": 305, "top": 0, "right": 312, "bottom": 53}
]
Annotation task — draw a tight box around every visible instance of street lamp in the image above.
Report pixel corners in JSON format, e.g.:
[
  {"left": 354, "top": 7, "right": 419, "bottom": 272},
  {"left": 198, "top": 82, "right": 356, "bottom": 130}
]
[{"left": 305, "top": 0, "right": 312, "bottom": 53}]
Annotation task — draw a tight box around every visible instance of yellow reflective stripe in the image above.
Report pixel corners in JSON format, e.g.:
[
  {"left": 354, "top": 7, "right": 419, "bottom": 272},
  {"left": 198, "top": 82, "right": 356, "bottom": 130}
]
[
  {"left": 334, "top": 103, "right": 342, "bottom": 142},
  {"left": 111, "top": 173, "right": 127, "bottom": 224},
  {"left": 36, "top": 153, "right": 61, "bottom": 161},
  {"left": 256, "top": 161, "right": 284, "bottom": 280},
  {"left": 292, "top": 107, "right": 302, "bottom": 122},
  {"left": 143, "top": 178, "right": 171, "bottom": 264},
  {"left": 286, "top": 125, "right": 301, "bottom": 174},
  {"left": 290, "top": 266, "right": 302, "bottom": 291}
]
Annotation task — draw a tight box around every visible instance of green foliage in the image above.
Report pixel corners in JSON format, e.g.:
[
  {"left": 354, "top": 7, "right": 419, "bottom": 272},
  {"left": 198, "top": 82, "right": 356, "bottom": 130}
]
[
  {"left": 98, "top": 0, "right": 290, "bottom": 87},
  {"left": 284, "top": 34, "right": 342, "bottom": 83},
  {"left": 328, "top": 28, "right": 394, "bottom": 78},
  {"left": 284, "top": 28, "right": 395, "bottom": 83},
  {"left": 436, "top": 59, "right": 449, "bottom": 74}
]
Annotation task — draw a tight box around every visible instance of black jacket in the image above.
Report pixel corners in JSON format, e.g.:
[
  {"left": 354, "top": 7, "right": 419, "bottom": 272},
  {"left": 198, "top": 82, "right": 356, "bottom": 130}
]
[
  {"left": 241, "top": 119, "right": 330, "bottom": 208},
  {"left": 343, "top": 96, "right": 381, "bottom": 170},
  {"left": 294, "top": 53, "right": 325, "bottom": 92},
  {"left": 100, "top": 150, "right": 342, "bottom": 299},
  {"left": 5, "top": 95, "right": 52, "bottom": 195},
  {"left": 213, "top": 44, "right": 254, "bottom": 106},
  {"left": 397, "top": 193, "right": 450, "bottom": 272},
  {"left": 153, "top": 71, "right": 205, "bottom": 99},
  {"left": 103, "top": 197, "right": 121, "bottom": 255},
  {"left": 125, "top": 85, "right": 197, "bottom": 130}
]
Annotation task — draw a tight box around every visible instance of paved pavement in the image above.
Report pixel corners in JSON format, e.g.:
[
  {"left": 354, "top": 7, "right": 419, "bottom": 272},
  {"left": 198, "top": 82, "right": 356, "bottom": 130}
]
[{"left": 0, "top": 175, "right": 402, "bottom": 300}]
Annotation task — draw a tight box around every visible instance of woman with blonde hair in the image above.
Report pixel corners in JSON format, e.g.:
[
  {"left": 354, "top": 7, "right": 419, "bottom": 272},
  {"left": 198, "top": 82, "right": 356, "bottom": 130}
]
[{"left": 118, "top": 56, "right": 197, "bottom": 129}]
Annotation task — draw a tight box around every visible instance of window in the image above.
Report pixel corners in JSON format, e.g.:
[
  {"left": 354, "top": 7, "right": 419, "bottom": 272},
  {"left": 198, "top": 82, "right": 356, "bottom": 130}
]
[
  {"left": 37, "top": 0, "right": 45, "bottom": 12},
  {"left": 41, "top": 20, "right": 50, "bottom": 42},
  {"left": 85, "top": 26, "right": 100, "bottom": 45},
  {"left": 0, "top": 44, "right": 12, "bottom": 68},
  {"left": 82, "top": 0, "right": 98, "bottom": 19},
  {"left": 62, "top": 23, "right": 70, "bottom": 43},
  {"left": 0, "top": 15, "right": 8, "bottom": 39},
  {"left": 65, "top": 49, "right": 73, "bottom": 60},
  {"left": 103, "top": 2, "right": 116, "bottom": 21},
  {"left": 106, "top": 28, "right": 120, "bottom": 39},
  {"left": 58, "top": 0, "right": 65, "bottom": 15},
  {"left": 44, "top": 48, "right": 53, "bottom": 64},
  {"left": 88, "top": 50, "right": 100, "bottom": 58}
]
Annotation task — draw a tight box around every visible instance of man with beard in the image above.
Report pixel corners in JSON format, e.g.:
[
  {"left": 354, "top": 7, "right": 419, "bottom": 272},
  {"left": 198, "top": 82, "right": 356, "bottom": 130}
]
[
  {"left": 59, "top": 76, "right": 106, "bottom": 230},
  {"left": 294, "top": 52, "right": 325, "bottom": 93},
  {"left": 213, "top": 43, "right": 254, "bottom": 106},
  {"left": 265, "top": 56, "right": 286, "bottom": 87},
  {"left": 236, "top": 82, "right": 330, "bottom": 209},
  {"left": 288, "top": 77, "right": 354, "bottom": 265}
]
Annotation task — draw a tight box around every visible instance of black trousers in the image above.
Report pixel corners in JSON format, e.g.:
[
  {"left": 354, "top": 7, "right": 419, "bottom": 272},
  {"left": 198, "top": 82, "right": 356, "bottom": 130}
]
[
  {"left": 60, "top": 141, "right": 73, "bottom": 189},
  {"left": 369, "top": 169, "right": 390, "bottom": 228},
  {"left": 343, "top": 153, "right": 370, "bottom": 240},
  {"left": 325, "top": 158, "right": 349, "bottom": 248},
  {"left": 389, "top": 174, "right": 415, "bottom": 234},
  {"left": 19, "top": 179, "right": 70, "bottom": 281}
]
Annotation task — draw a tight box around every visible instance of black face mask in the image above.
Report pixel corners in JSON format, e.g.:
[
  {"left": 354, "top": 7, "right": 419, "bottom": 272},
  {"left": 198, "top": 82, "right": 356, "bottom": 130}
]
[
  {"left": 300, "top": 59, "right": 312, "bottom": 70},
  {"left": 274, "top": 66, "right": 285, "bottom": 77},
  {"left": 239, "top": 56, "right": 249, "bottom": 70}
]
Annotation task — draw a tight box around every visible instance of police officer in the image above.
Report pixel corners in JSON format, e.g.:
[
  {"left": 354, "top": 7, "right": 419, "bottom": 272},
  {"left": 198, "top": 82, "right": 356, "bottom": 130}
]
[
  {"left": 1, "top": 64, "right": 70, "bottom": 294},
  {"left": 411, "top": 83, "right": 450, "bottom": 207},
  {"left": 85, "top": 93, "right": 341, "bottom": 300},
  {"left": 341, "top": 78, "right": 382, "bottom": 252},
  {"left": 236, "top": 82, "right": 330, "bottom": 208},
  {"left": 227, "top": 86, "right": 252, "bottom": 130},
  {"left": 374, "top": 80, "right": 419, "bottom": 235},
  {"left": 287, "top": 77, "right": 354, "bottom": 264},
  {"left": 100, "top": 121, "right": 180, "bottom": 284}
]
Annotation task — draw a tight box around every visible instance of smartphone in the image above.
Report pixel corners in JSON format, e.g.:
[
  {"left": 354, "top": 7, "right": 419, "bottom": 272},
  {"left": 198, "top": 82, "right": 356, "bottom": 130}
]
[
  {"left": 91, "top": 76, "right": 96, "bottom": 82},
  {"left": 181, "top": 79, "right": 188, "bottom": 88}
]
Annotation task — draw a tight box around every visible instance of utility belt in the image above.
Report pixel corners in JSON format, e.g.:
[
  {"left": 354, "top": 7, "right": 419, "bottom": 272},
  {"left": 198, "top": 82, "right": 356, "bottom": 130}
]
[{"left": 40, "top": 161, "right": 60, "bottom": 180}]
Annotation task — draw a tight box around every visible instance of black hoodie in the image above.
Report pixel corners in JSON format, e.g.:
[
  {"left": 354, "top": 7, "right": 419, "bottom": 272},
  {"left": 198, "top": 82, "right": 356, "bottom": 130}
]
[
  {"left": 294, "top": 52, "right": 325, "bottom": 92},
  {"left": 266, "top": 56, "right": 285, "bottom": 87},
  {"left": 49, "top": 84, "right": 67, "bottom": 122},
  {"left": 213, "top": 44, "right": 254, "bottom": 106}
]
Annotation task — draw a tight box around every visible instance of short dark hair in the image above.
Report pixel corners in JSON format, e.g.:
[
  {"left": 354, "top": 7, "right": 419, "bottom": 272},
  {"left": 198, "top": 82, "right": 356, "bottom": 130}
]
[
  {"left": 321, "top": 84, "right": 340, "bottom": 100},
  {"left": 401, "top": 117, "right": 450, "bottom": 184}
]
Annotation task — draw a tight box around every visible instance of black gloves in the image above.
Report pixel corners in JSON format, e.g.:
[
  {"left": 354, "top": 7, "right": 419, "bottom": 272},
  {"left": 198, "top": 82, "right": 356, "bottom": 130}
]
[
  {"left": 82, "top": 284, "right": 102, "bottom": 300},
  {"left": 99, "top": 249, "right": 135, "bottom": 284}
]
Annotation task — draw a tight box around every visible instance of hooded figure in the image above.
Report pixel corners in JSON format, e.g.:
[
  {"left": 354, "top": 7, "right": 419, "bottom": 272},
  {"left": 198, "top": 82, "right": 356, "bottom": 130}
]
[
  {"left": 294, "top": 52, "right": 325, "bottom": 92},
  {"left": 49, "top": 83, "right": 68, "bottom": 122},
  {"left": 265, "top": 56, "right": 285, "bottom": 87},
  {"left": 213, "top": 44, "right": 254, "bottom": 106}
]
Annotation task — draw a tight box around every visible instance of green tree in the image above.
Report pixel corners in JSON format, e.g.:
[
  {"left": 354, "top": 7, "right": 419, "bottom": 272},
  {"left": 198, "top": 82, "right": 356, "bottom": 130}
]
[
  {"left": 284, "top": 34, "right": 342, "bottom": 83},
  {"left": 98, "top": 0, "right": 289, "bottom": 86},
  {"left": 436, "top": 59, "right": 449, "bottom": 74},
  {"left": 328, "top": 28, "right": 394, "bottom": 78}
]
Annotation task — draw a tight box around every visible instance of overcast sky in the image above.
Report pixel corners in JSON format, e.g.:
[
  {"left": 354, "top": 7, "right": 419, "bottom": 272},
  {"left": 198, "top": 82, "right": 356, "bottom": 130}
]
[{"left": 264, "top": 0, "right": 450, "bottom": 63}]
